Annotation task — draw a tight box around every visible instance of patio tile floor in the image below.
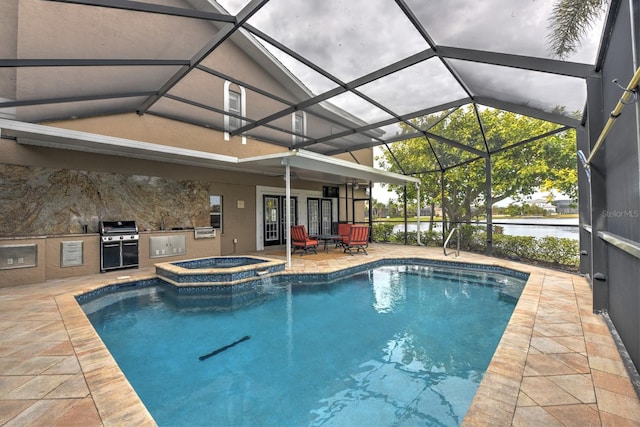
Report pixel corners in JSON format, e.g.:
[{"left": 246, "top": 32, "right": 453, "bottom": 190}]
[{"left": 0, "top": 244, "right": 638, "bottom": 426}]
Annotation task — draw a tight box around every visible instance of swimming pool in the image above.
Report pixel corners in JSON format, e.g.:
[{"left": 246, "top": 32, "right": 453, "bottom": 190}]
[{"left": 80, "top": 262, "right": 526, "bottom": 426}]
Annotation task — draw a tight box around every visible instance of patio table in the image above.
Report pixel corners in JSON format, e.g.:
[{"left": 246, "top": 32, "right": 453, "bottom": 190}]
[{"left": 315, "top": 234, "right": 341, "bottom": 252}]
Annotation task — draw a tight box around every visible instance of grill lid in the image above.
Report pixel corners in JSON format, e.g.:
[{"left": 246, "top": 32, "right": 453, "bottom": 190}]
[{"left": 99, "top": 220, "right": 138, "bottom": 235}]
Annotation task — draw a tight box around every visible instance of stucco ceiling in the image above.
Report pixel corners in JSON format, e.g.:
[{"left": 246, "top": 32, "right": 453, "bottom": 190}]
[{"left": 0, "top": 118, "right": 419, "bottom": 185}]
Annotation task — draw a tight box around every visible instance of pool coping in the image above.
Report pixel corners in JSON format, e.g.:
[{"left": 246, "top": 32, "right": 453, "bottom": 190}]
[
  {"left": 6, "top": 245, "right": 639, "bottom": 426},
  {"left": 56, "top": 274, "right": 158, "bottom": 426},
  {"left": 79, "top": 256, "right": 529, "bottom": 299}
]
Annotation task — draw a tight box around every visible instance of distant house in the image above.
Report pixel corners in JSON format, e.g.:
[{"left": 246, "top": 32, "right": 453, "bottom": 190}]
[
  {"left": 419, "top": 207, "right": 433, "bottom": 216},
  {"left": 531, "top": 199, "right": 557, "bottom": 213},
  {"left": 555, "top": 199, "right": 578, "bottom": 214}
]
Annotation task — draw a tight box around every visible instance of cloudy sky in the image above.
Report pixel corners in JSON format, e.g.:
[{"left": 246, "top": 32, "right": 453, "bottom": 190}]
[
  {"left": 214, "top": 0, "right": 604, "bottom": 125},
  {"left": 212, "top": 0, "right": 606, "bottom": 201}
]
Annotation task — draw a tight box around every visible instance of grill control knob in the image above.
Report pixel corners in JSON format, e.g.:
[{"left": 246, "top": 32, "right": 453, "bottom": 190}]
[
  {"left": 108, "top": 236, "right": 113, "bottom": 241},
  {"left": 119, "top": 235, "right": 124, "bottom": 240}
]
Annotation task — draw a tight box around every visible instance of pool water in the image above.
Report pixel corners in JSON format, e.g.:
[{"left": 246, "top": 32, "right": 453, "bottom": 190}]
[{"left": 83, "top": 265, "right": 525, "bottom": 426}]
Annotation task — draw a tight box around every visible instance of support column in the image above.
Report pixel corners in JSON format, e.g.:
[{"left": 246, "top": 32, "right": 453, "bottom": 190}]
[
  {"left": 441, "top": 170, "right": 446, "bottom": 243},
  {"left": 416, "top": 182, "right": 422, "bottom": 245},
  {"left": 369, "top": 181, "right": 373, "bottom": 227},
  {"left": 485, "top": 156, "right": 493, "bottom": 256},
  {"left": 368, "top": 181, "right": 373, "bottom": 240},
  {"left": 344, "top": 183, "right": 349, "bottom": 223},
  {"left": 587, "top": 75, "right": 609, "bottom": 312},
  {"left": 576, "top": 127, "right": 592, "bottom": 276},
  {"left": 403, "top": 184, "right": 408, "bottom": 245},
  {"left": 285, "top": 161, "right": 292, "bottom": 269},
  {"left": 351, "top": 183, "right": 355, "bottom": 224}
]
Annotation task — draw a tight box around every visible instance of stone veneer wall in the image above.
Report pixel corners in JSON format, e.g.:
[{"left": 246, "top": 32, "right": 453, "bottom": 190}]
[{"left": 0, "top": 163, "right": 210, "bottom": 236}]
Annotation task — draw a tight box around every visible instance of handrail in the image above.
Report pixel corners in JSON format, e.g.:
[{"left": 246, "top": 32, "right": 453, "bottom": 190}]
[
  {"left": 597, "top": 231, "right": 640, "bottom": 260},
  {"left": 443, "top": 225, "right": 460, "bottom": 257},
  {"left": 586, "top": 66, "right": 640, "bottom": 165}
]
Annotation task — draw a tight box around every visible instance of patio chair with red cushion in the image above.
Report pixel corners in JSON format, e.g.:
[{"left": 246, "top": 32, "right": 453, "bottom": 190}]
[
  {"left": 342, "top": 225, "right": 370, "bottom": 255},
  {"left": 335, "top": 223, "right": 352, "bottom": 248},
  {"left": 290, "top": 225, "right": 319, "bottom": 256}
]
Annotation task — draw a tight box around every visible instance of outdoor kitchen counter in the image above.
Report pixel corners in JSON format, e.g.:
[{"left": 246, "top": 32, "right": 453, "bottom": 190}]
[
  {"left": 0, "top": 234, "right": 100, "bottom": 287},
  {"left": 0, "top": 229, "right": 219, "bottom": 287}
]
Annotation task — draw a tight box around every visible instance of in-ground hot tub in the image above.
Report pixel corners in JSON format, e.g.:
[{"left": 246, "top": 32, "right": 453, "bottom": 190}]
[{"left": 155, "top": 256, "right": 286, "bottom": 286}]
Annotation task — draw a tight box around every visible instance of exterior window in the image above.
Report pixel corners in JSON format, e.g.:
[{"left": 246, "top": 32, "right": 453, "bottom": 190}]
[
  {"left": 224, "top": 81, "right": 247, "bottom": 144},
  {"left": 228, "top": 90, "right": 242, "bottom": 131},
  {"left": 307, "top": 199, "right": 319, "bottom": 235},
  {"left": 210, "top": 195, "right": 222, "bottom": 231},
  {"left": 307, "top": 198, "right": 333, "bottom": 236},
  {"left": 292, "top": 111, "right": 306, "bottom": 144}
]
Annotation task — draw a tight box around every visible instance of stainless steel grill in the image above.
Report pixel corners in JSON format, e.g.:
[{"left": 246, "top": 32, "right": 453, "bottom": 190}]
[{"left": 99, "top": 220, "right": 139, "bottom": 272}]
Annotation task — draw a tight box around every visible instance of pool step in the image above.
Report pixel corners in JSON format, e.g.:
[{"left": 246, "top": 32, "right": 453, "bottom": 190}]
[{"left": 378, "top": 266, "right": 525, "bottom": 302}]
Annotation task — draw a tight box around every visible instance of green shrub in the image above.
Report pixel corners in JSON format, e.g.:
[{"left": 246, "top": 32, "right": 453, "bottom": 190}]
[
  {"left": 421, "top": 230, "right": 443, "bottom": 246},
  {"left": 375, "top": 223, "right": 579, "bottom": 268},
  {"left": 493, "top": 235, "right": 537, "bottom": 260},
  {"left": 456, "top": 226, "right": 579, "bottom": 268},
  {"left": 372, "top": 223, "right": 395, "bottom": 242},
  {"left": 537, "top": 236, "right": 579, "bottom": 266},
  {"left": 459, "top": 225, "right": 486, "bottom": 252},
  {"left": 391, "top": 230, "right": 418, "bottom": 245},
  {"left": 372, "top": 224, "right": 439, "bottom": 246}
]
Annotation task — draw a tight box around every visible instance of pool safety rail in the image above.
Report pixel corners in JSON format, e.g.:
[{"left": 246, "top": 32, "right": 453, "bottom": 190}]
[
  {"left": 443, "top": 226, "right": 460, "bottom": 257},
  {"left": 578, "top": 66, "right": 640, "bottom": 181},
  {"left": 598, "top": 231, "right": 640, "bottom": 260}
]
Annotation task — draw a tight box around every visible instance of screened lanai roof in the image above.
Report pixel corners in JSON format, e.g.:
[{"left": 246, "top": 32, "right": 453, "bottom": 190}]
[{"left": 0, "top": 0, "right": 609, "bottom": 173}]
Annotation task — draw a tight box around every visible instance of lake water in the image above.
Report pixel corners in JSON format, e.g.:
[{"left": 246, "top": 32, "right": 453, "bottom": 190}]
[{"left": 393, "top": 217, "right": 579, "bottom": 240}]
